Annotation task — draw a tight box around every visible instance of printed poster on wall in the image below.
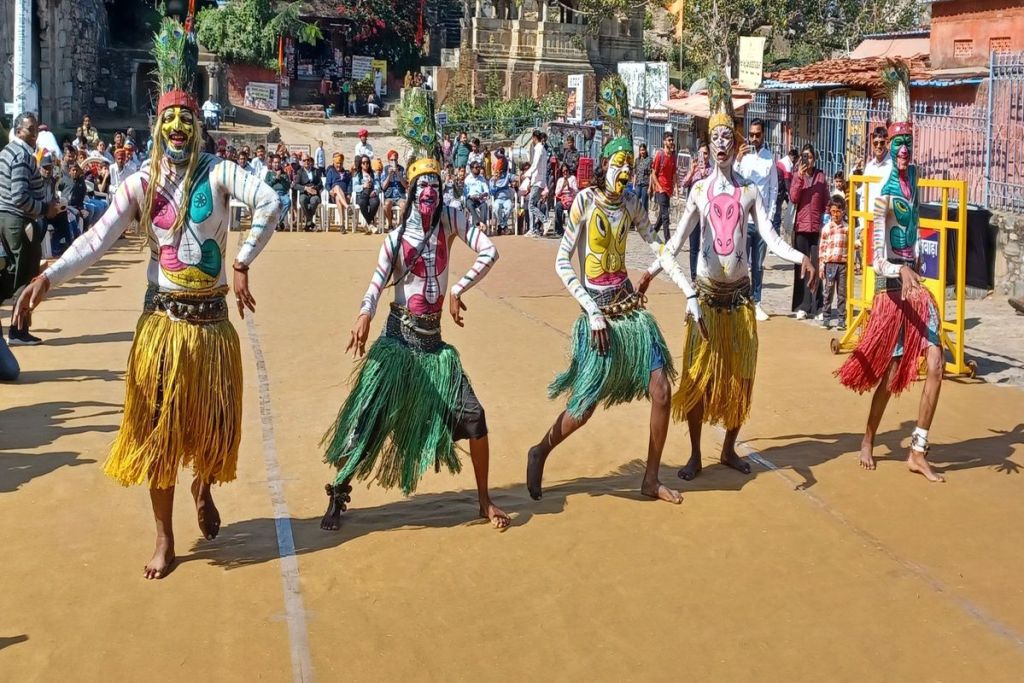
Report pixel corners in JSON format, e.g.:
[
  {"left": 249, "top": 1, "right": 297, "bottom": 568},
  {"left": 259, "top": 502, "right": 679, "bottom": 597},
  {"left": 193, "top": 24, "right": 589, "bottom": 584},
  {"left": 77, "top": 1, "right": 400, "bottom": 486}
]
[
  {"left": 244, "top": 82, "right": 279, "bottom": 111},
  {"left": 371, "top": 59, "right": 388, "bottom": 96},
  {"left": 351, "top": 55, "right": 374, "bottom": 81},
  {"left": 919, "top": 227, "right": 941, "bottom": 281},
  {"left": 738, "top": 36, "right": 767, "bottom": 90},
  {"left": 567, "top": 74, "right": 584, "bottom": 123}
]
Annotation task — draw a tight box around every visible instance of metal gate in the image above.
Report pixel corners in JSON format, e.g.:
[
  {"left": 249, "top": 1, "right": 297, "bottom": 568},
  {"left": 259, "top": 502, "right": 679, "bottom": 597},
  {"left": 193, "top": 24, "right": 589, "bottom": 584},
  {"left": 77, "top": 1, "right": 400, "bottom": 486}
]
[{"left": 986, "top": 50, "right": 1024, "bottom": 213}]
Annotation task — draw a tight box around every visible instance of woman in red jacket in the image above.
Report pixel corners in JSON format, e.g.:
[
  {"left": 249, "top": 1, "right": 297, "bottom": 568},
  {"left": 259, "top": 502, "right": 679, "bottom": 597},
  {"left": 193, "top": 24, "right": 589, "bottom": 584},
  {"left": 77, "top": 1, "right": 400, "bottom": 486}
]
[{"left": 788, "top": 143, "right": 828, "bottom": 319}]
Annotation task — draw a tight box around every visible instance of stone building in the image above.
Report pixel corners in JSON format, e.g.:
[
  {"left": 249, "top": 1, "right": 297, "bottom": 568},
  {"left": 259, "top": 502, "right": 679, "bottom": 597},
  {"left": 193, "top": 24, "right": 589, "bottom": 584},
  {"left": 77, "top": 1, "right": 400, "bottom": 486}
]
[
  {"left": 0, "top": 0, "right": 110, "bottom": 128},
  {"left": 437, "top": 0, "right": 644, "bottom": 113}
]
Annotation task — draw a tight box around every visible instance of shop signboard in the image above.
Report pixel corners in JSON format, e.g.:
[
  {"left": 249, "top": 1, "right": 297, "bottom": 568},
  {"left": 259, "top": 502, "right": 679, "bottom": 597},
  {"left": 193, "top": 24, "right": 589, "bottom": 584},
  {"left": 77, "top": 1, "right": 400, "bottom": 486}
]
[{"left": 244, "top": 82, "right": 279, "bottom": 111}]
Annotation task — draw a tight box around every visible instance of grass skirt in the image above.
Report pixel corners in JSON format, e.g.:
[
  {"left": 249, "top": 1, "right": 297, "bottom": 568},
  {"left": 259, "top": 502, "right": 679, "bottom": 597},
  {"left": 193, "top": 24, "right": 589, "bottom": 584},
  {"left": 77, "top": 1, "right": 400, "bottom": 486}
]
[
  {"left": 103, "top": 311, "right": 243, "bottom": 488},
  {"left": 322, "top": 335, "right": 464, "bottom": 494},
  {"left": 836, "top": 287, "right": 938, "bottom": 395},
  {"left": 549, "top": 309, "right": 675, "bottom": 419},
  {"left": 671, "top": 299, "right": 758, "bottom": 431}
]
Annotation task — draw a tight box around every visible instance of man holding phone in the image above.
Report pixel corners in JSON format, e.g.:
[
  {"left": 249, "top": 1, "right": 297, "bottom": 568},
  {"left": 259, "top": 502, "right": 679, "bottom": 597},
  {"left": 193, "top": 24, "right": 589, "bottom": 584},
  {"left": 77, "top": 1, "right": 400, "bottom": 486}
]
[
  {"left": 788, "top": 143, "right": 829, "bottom": 319},
  {"left": 735, "top": 118, "right": 778, "bottom": 322}
]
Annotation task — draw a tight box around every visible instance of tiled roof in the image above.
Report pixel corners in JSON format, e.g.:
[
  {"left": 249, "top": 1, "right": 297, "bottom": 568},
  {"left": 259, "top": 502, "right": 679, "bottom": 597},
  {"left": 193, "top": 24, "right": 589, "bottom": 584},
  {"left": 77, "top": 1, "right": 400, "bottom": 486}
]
[{"left": 766, "top": 54, "right": 931, "bottom": 91}]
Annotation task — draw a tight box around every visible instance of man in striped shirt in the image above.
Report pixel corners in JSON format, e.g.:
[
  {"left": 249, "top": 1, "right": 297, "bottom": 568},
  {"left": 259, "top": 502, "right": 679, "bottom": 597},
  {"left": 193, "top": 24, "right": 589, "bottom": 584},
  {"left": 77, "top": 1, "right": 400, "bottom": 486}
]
[{"left": 0, "top": 112, "right": 60, "bottom": 347}]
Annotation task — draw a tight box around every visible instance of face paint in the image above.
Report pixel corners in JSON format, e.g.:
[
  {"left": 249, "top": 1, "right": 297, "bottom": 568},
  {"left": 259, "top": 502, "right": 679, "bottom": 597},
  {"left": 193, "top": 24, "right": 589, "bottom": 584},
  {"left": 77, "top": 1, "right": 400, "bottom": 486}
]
[
  {"left": 890, "top": 133, "right": 913, "bottom": 170},
  {"left": 604, "top": 150, "right": 633, "bottom": 197},
  {"left": 416, "top": 174, "right": 440, "bottom": 216},
  {"left": 159, "top": 106, "right": 196, "bottom": 164},
  {"left": 710, "top": 125, "right": 735, "bottom": 167}
]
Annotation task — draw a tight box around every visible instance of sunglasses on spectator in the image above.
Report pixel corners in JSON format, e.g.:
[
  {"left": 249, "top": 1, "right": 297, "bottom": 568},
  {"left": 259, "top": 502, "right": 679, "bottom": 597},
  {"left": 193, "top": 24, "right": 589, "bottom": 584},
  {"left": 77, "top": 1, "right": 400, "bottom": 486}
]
[{"left": 872, "top": 139, "right": 886, "bottom": 147}]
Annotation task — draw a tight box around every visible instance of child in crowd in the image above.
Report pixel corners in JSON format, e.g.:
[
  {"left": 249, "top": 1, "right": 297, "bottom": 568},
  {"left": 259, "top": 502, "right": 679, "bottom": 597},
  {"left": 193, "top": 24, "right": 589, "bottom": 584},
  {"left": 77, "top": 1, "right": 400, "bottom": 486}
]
[{"left": 818, "top": 196, "right": 849, "bottom": 330}]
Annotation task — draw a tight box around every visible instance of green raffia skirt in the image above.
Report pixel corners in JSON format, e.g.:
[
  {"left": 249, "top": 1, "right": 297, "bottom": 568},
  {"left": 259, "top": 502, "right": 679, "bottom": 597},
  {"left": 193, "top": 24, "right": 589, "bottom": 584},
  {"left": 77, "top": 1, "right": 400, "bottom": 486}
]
[
  {"left": 322, "top": 304, "right": 474, "bottom": 495},
  {"left": 548, "top": 287, "right": 675, "bottom": 419}
]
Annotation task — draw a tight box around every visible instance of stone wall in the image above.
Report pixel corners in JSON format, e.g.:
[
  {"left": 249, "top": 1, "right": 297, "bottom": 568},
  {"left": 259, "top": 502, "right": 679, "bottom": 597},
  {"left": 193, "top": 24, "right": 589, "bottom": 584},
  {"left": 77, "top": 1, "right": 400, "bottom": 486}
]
[
  {"left": 94, "top": 47, "right": 151, "bottom": 116},
  {"left": 992, "top": 210, "right": 1024, "bottom": 297}
]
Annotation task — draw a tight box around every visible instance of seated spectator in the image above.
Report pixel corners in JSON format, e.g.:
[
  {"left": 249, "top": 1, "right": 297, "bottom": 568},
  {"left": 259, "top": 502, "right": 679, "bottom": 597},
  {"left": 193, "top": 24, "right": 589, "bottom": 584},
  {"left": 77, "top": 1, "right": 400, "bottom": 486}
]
[
  {"left": 250, "top": 145, "right": 268, "bottom": 177},
  {"left": 96, "top": 139, "right": 114, "bottom": 163},
  {"left": 125, "top": 127, "right": 139, "bottom": 149},
  {"left": 236, "top": 150, "right": 253, "bottom": 174},
  {"left": 263, "top": 154, "right": 292, "bottom": 230},
  {"left": 37, "top": 154, "right": 74, "bottom": 257},
  {"left": 202, "top": 96, "right": 221, "bottom": 130},
  {"left": 57, "top": 161, "right": 89, "bottom": 236},
  {"left": 113, "top": 131, "right": 125, "bottom": 150},
  {"left": 466, "top": 138, "right": 485, "bottom": 170},
  {"left": 381, "top": 150, "right": 407, "bottom": 230},
  {"left": 81, "top": 114, "right": 100, "bottom": 148},
  {"left": 123, "top": 141, "right": 140, "bottom": 172},
  {"left": 366, "top": 92, "right": 381, "bottom": 117},
  {"left": 463, "top": 160, "right": 490, "bottom": 230},
  {"left": 553, "top": 163, "right": 578, "bottom": 237},
  {"left": 489, "top": 151, "right": 514, "bottom": 234},
  {"left": 325, "top": 153, "right": 352, "bottom": 228},
  {"left": 561, "top": 136, "right": 580, "bottom": 175},
  {"left": 109, "top": 148, "right": 131, "bottom": 195},
  {"left": 296, "top": 155, "right": 323, "bottom": 231},
  {"left": 353, "top": 155, "right": 382, "bottom": 232}
]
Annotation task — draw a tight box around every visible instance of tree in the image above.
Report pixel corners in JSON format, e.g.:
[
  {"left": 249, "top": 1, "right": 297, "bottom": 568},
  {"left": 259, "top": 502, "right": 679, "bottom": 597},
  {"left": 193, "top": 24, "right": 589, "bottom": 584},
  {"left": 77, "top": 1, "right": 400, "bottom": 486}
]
[
  {"left": 781, "top": 0, "right": 925, "bottom": 66},
  {"left": 196, "top": 0, "right": 321, "bottom": 70}
]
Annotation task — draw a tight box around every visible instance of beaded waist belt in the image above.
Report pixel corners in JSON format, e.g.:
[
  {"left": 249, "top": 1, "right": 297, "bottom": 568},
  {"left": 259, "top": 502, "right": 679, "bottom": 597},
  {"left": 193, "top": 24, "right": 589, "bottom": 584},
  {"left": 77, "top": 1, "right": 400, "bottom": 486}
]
[
  {"left": 144, "top": 285, "right": 230, "bottom": 324},
  {"left": 880, "top": 258, "right": 917, "bottom": 292},
  {"left": 588, "top": 282, "right": 644, "bottom": 319},
  {"left": 385, "top": 302, "right": 443, "bottom": 352},
  {"left": 696, "top": 277, "right": 752, "bottom": 310}
]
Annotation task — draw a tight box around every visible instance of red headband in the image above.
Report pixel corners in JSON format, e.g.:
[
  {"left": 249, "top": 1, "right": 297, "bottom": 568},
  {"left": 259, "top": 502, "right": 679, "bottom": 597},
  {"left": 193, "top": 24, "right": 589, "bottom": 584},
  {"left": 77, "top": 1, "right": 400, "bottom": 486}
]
[
  {"left": 157, "top": 90, "right": 198, "bottom": 115},
  {"left": 887, "top": 121, "right": 913, "bottom": 138}
]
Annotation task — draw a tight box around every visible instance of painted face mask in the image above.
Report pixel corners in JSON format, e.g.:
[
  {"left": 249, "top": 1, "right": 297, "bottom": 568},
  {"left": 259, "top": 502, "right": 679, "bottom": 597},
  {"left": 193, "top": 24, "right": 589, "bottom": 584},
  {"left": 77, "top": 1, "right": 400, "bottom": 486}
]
[
  {"left": 159, "top": 105, "right": 195, "bottom": 164},
  {"left": 604, "top": 150, "right": 633, "bottom": 197},
  {"left": 416, "top": 174, "right": 440, "bottom": 215},
  {"left": 710, "top": 125, "right": 735, "bottom": 166},
  {"left": 890, "top": 133, "right": 913, "bottom": 169}
]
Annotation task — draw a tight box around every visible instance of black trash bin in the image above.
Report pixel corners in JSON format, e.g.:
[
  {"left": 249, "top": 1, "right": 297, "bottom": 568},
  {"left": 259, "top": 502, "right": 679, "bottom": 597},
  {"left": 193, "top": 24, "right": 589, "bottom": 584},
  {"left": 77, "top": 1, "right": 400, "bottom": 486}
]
[{"left": 918, "top": 202, "right": 994, "bottom": 290}]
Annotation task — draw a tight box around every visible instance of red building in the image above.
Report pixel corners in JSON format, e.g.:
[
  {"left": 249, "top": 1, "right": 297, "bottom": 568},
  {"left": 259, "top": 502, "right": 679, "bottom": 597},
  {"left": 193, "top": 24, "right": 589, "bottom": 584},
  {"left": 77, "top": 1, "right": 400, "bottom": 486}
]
[{"left": 927, "top": 0, "right": 1024, "bottom": 69}]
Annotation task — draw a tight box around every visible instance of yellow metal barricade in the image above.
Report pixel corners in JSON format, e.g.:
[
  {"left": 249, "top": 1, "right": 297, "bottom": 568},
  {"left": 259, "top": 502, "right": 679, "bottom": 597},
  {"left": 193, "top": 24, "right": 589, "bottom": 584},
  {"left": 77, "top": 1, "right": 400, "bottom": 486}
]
[{"left": 832, "top": 176, "right": 975, "bottom": 378}]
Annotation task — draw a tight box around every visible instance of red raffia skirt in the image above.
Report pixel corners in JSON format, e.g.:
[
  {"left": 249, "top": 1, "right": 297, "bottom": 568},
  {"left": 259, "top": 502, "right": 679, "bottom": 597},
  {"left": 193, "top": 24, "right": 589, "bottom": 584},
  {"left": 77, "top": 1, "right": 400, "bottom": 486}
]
[{"left": 835, "top": 287, "right": 939, "bottom": 396}]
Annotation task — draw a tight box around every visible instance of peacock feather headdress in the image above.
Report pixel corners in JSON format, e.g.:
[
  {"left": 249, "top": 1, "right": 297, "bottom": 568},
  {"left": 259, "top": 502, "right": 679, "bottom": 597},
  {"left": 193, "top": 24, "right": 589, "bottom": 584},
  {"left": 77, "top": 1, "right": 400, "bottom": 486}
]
[
  {"left": 598, "top": 75, "right": 632, "bottom": 159},
  {"left": 397, "top": 87, "right": 441, "bottom": 181},
  {"left": 706, "top": 66, "right": 735, "bottom": 134},
  {"left": 151, "top": 16, "right": 200, "bottom": 114},
  {"left": 881, "top": 58, "right": 912, "bottom": 137}
]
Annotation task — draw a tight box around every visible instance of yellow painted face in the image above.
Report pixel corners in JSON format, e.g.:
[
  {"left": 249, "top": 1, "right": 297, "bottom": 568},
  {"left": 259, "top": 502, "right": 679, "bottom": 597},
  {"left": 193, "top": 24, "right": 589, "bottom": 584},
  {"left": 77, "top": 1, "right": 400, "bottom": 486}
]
[
  {"left": 160, "top": 106, "right": 195, "bottom": 160},
  {"left": 605, "top": 150, "right": 633, "bottom": 196}
]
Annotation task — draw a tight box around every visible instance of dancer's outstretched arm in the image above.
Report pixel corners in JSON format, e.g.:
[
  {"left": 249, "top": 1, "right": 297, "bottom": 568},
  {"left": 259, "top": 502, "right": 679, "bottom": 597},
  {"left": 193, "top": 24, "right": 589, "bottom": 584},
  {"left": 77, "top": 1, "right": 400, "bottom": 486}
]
[
  {"left": 656, "top": 196, "right": 700, "bottom": 299},
  {"left": 41, "top": 175, "right": 144, "bottom": 289},
  {"left": 871, "top": 195, "right": 903, "bottom": 278},
  {"left": 359, "top": 231, "right": 401, "bottom": 319},
  {"left": 555, "top": 193, "right": 605, "bottom": 331},
  {"left": 753, "top": 187, "right": 808, "bottom": 265},
  {"left": 213, "top": 159, "right": 281, "bottom": 266}
]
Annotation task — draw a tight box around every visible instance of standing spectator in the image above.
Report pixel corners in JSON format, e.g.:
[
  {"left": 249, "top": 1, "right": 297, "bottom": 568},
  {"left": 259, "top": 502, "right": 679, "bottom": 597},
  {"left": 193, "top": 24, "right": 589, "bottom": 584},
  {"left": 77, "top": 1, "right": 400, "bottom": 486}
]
[
  {"left": 201, "top": 128, "right": 216, "bottom": 154},
  {"left": 314, "top": 140, "right": 326, "bottom": 175},
  {"left": 263, "top": 155, "right": 292, "bottom": 230},
  {"left": 552, "top": 163, "right": 579, "bottom": 237},
  {"left": 250, "top": 145, "right": 268, "bottom": 177},
  {"left": 650, "top": 131, "right": 677, "bottom": 241},
  {"left": 525, "top": 129, "right": 549, "bottom": 236},
  {"left": 633, "top": 142, "right": 652, "bottom": 214},
  {"left": 681, "top": 141, "right": 711, "bottom": 278},
  {"left": 81, "top": 114, "right": 100, "bottom": 148},
  {"left": 780, "top": 148, "right": 799, "bottom": 236},
  {"left": 819, "top": 197, "right": 849, "bottom": 330},
  {"left": 339, "top": 78, "right": 351, "bottom": 117},
  {"left": 296, "top": 155, "right": 323, "bottom": 231},
  {"left": 452, "top": 131, "right": 471, "bottom": 170},
  {"left": 353, "top": 155, "right": 382, "bottom": 231},
  {"left": 424, "top": 71, "right": 434, "bottom": 90},
  {"left": 464, "top": 160, "right": 490, "bottom": 230},
  {"left": 381, "top": 150, "right": 407, "bottom": 230},
  {"left": 857, "top": 126, "right": 892, "bottom": 270},
  {"left": 319, "top": 74, "right": 332, "bottom": 107},
  {"left": 0, "top": 112, "right": 59, "bottom": 350},
  {"left": 442, "top": 132, "right": 453, "bottom": 165},
  {"left": 735, "top": 118, "right": 778, "bottom": 322},
  {"left": 466, "top": 138, "right": 484, "bottom": 170},
  {"left": 355, "top": 129, "right": 374, "bottom": 160},
  {"left": 560, "top": 135, "right": 580, "bottom": 175},
  {"left": 489, "top": 150, "right": 514, "bottom": 234},
  {"left": 788, "top": 143, "right": 828, "bottom": 319},
  {"left": 325, "top": 153, "right": 352, "bottom": 230}
]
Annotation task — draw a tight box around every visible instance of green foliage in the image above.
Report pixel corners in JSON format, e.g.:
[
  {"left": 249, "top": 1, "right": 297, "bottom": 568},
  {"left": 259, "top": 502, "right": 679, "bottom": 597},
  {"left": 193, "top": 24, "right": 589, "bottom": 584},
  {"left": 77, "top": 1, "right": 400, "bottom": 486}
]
[
  {"left": 352, "top": 74, "right": 376, "bottom": 99},
  {"left": 442, "top": 90, "right": 568, "bottom": 138},
  {"left": 484, "top": 72, "right": 504, "bottom": 101},
  {"left": 196, "top": 0, "right": 322, "bottom": 70}
]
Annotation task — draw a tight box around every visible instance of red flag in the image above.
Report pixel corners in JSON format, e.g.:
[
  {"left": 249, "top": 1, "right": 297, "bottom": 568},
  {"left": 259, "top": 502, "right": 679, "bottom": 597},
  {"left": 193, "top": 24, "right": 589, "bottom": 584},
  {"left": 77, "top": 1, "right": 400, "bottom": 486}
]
[{"left": 416, "top": 0, "right": 426, "bottom": 46}]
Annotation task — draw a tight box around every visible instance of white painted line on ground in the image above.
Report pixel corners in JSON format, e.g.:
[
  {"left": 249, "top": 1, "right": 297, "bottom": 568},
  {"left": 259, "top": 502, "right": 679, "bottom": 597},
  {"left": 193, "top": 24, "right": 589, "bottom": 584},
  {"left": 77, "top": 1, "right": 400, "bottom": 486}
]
[{"left": 246, "top": 314, "right": 315, "bottom": 683}]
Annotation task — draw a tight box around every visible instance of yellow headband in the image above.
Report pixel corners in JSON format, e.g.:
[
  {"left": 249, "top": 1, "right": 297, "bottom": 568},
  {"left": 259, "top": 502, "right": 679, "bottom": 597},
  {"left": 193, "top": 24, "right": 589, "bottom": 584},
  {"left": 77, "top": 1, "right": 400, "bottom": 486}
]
[
  {"left": 409, "top": 157, "right": 441, "bottom": 182},
  {"left": 708, "top": 112, "right": 734, "bottom": 132}
]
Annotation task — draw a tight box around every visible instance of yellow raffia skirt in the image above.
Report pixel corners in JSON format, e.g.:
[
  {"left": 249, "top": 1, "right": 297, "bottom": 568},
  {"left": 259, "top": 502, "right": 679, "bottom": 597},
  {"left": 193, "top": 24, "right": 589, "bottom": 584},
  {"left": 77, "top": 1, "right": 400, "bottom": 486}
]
[
  {"left": 102, "top": 287, "right": 243, "bottom": 489},
  {"left": 671, "top": 277, "right": 758, "bottom": 431}
]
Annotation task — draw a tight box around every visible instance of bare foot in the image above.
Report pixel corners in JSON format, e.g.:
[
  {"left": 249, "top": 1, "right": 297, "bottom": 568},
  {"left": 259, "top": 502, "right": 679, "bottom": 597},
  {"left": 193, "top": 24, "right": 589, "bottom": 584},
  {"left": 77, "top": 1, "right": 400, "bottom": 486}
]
[
  {"left": 480, "top": 503, "right": 511, "bottom": 530},
  {"left": 677, "top": 452, "right": 702, "bottom": 481},
  {"left": 641, "top": 481, "right": 682, "bottom": 504},
  {"left": 907, "top": 448, "right": 945, "bottom": 483},
  {"left": 143, "top": 537, "right": 175, "bottom": 580},
  {"left": 720, "top": 449, "right": 751, "bottom": 475},
  {"left": 320, "top": 482, "right": 352, "bottom": 531},
  {"left": 191, "top": 478, "right": 221, "bottom": 540},
  {"left": 859, "top": 442, "right": 876, "bottom": 470},
  {"left": 527, "top": 446, "right": 548, "bottom": 501}
]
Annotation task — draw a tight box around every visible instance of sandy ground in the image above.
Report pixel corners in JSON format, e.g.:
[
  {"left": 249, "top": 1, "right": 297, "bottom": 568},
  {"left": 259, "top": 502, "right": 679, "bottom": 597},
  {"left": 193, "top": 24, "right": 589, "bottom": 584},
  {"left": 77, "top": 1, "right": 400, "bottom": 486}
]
[{"left": 2, "top": 231, "right": 1024, "bottom": 681}]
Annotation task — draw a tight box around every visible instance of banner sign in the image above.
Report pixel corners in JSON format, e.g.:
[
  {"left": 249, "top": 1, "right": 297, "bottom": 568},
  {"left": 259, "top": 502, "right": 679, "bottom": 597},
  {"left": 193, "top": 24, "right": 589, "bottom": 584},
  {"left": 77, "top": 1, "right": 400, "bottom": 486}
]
[
  {"left": 567, "top": 74, "right": 585, "bottom": 123},
  {"left": 351, "top": 55, "right": 374, "bottom": 81},
  {"left": 738, "top": 36, "right": 767, "bottom": 90},
  {"left": 244, "top": 82, "right": 279, "bottom": 111},
  {"left": 371, "top": 59, "right": 388, "bottom": 96},
  {"left": 617, "top": 62, "right": 669, "bottom": 110},
  {"left": 919, "top": 227, "right": 940, "bottom": 280}
]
